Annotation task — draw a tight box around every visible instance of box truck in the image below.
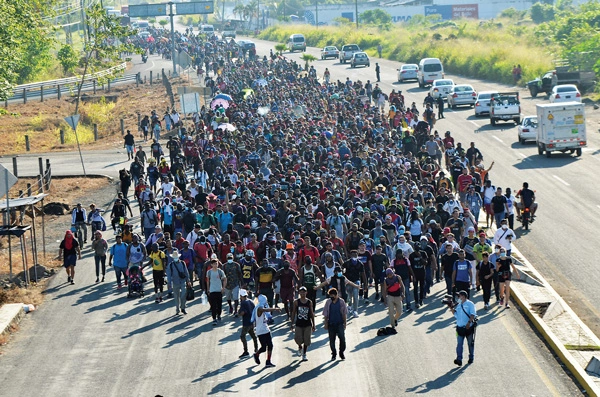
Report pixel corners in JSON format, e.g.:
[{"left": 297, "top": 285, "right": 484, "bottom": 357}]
[{"left": 536, "top": 102, "right": 586, "bottom": 157}]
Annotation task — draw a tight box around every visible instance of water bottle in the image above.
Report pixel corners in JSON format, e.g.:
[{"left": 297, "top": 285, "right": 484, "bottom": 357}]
[{"left": 200, "top": 291, "right": 207, "bottom": 304}]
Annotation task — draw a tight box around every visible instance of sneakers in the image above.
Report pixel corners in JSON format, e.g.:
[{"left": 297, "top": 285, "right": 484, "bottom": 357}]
[
  {"left": 117, "top": 284, "right": 122, "bottom": 289},
  {"left": 297, "top": 347, "right": 302, "bottom": 357},
  {"left": 468, "top": 358, "right": 474, "bottom": 364},
  {"left": 339, "top": 352, "right": 345, "bottom": 360},
  {"left": 101, "top": 276, "right": 105, "bottom": 282},
  {"left": 352, "top": 311, "right": 359, "bottom": 319},
  {"left": 454, "top": 359, "right": 463, "bottom": 367},
  {"left": 159, "top": 296, "right": 163, "bottom": 302},
  {"left": 394, "top": 319, "right": 398, "bottom": 326},
  {"left": 239, "top": 352, "right": 250, "bottom": 359},
  {"left": 375, "top": 293, "right": 380, "bottom": 300},
  {"left": 484, "top": 303, "right": 490, "bottom": 310},
  {"left": 71, "top": 279, "right": 75, "bottom": 285},
  {"left": 96, "top": 278, "right": 100, "bottom": 283},
  {"left": 265, "top": 361, "right": 275, "bottom": 368},
  {"left": 229, "top": 307, "right": 234, "bottom": 315},
  {"left": 212, "top": 320, "right": 218, "bottom": 326},
  {"left": 175, "top": 310, "right": 180, "bottom": 315},
  {"left": 331, "top": 353, "right": 336, "bottom": 361},
  {"left": 182, "top": 309, "right": 187, "bottom": 315},
  {"left": 253, "top": 353, "right": 261, "bottom": 365},
  {"left": 68, "top": 276, "right": 72, "bottom": 283},
  {"left": 301, "top": 354, "right": 307, "bottom": 361},
  {"left": 415, "top": 303, "right": 421, "bottom": 309},
  {"left": 155, "top": 298, "right": 160, "bottom": 303},
  {"left": 505, "top": 304, "right": 510, "bottom": 309}
]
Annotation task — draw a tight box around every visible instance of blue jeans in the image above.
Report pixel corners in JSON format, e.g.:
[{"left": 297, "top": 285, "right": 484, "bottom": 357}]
[
  {"left": 456, "top": 332, "right": 474, "bottom": 361},
  {"left": 346, "top": 284, "right": 359, "bottom": 313},
  {"left": 114, "top": 266, "right": 127, "bottom": 285},
  {"left": 494, "top": 211, "right": 506, "bottom": 228},
  {"left": 328, "top": 323, "right": 346, "bottom": 355},
  {"left": 143, "top": 227, "right": 154, "bottom": 240},
  {"left": 402, "top": 278, "right": 411, "bottom": 308},
  {"left": 445, "top": 274, "right": 453, "bottom": 295}
]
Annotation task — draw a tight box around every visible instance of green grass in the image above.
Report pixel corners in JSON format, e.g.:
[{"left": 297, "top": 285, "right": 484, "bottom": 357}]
[{"left": 260, "top": 21, "right": 555, "bottom": 86}]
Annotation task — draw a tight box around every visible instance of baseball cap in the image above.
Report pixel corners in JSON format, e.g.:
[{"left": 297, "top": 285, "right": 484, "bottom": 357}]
[
  {"left": 456, "top": 290, "right": 468, "bottom": 297},
  {"left": 239, "top": 289, "right": 248, "bottom": 297},
  {"left": 299, "top": 286, "right": 307, "bottom": 292}
]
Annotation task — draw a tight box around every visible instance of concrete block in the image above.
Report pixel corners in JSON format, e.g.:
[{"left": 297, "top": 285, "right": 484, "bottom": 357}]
[
  {"left": 0, "top": 303, "right": 25, "bottom": 335},
  {"left": 543, "top": 300, "right": 565, "bottom": 322}
]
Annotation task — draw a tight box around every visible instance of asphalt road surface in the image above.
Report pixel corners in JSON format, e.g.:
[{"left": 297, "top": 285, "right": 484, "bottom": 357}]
[
  {"left": 0, "top": 256, "right": 581, "bottom": 396},
  {"left": 239, "top": 36, "right": 600, "bottom": 338}
]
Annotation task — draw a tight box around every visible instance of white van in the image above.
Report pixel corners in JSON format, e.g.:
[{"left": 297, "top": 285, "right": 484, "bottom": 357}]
[
  {"left": 200, "top": 24, "right": 215, "bottom": 36},
  {"left": 418, "top": 58, "right": 444, "bottom": 88},
  {"left": 287, "top": 34, "right": 306, "bottom": 52}
]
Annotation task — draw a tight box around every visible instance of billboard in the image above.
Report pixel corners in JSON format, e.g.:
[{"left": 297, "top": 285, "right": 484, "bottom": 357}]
[
  {"left": 452, "top": 4, "right": 479, "bottom": 19},
  {"left": 128, "top": 4, "right": 168, "bottom": 17},
  {"left": 424, "top": 5, "right": 452, "bottom": 20},
  {"left": 176, "top": 2, "right": 215, "bottom": 15}
]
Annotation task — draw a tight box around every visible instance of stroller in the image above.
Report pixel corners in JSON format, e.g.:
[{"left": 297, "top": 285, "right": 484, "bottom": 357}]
[{"left": 126, "top": 264, "right": 145, "bottom": 298}]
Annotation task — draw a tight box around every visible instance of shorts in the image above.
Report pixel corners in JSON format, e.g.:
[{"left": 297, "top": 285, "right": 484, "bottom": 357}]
[
  {"left": 224, "top": 286, "right": 240, "bottom": 301},
  {"left": 274, "top": 280, "right": 281, "bottom": 294},
  {"left": 294, "top": 326, "right": 312, "bottom": 347},
  {"left": 126, "top": 145, "right": 134, "bottom": 153},
  {"left": 63, "top": 254, "right": 77, "bottom": 267},
  {"left": 484, "top": 203, "right": 492, "bottom": 214},
  {"left": 499, "top": 271, "right": 512, "bottom": 282},
  {"left": 280, "top": 287, "right": 294, "bottom": 303}
]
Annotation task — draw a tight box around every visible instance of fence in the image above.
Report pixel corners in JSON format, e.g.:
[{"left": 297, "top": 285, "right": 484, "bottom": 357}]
[
  {"left": 5, "top": 63, "right": 143, "bottom": 104},
  {"left": 10, "top": 158, "right": 52, "bottom": 197}
]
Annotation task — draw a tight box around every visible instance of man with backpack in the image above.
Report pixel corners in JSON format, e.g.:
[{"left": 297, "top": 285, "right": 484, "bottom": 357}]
[
  {"left": 382, "top": 268, "right": 405, "bottom": 330},
  {"left": 141, "top": 202, "right": 159, "bottom": 240}
]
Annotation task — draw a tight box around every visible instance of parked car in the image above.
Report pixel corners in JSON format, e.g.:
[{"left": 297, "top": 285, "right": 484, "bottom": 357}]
[
  {"left": 518, "top": 116, "right": 538, "bottom": 144},
  {"left": 340, "top": 44, "right": 361, "bottom": 64},
  {"left": 446, "top": 84, "right": 477, "bottom": 108},
  {"left": 320, "top": 46, "right": 339, "bottom": 60},
  {"left": 350, "top": 52, "right": 370, "bottom": 68},
  {"left": 549, "top": 84, "right": 582, "bottom": 103},
  {"left": 397, "top": 64, "right": 418, "bottom": 82},
  {"left": 474, "top": 91, "right": 498, "bottom": 117},
  {"left": 429, "top": 79, "right": 455, "bottom": 100}
]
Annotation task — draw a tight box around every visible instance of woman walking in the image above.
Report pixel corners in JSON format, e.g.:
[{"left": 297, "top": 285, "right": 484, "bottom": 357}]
[
  {"left": 91, "top": 231, "right": 108, "bottom": 283},
  {"left": 59, "top": 230, "right": 81, "bottom": 285}
]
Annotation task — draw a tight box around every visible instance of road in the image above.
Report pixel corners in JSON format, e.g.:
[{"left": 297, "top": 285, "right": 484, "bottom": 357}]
[
  {"left": 237, "top": 36, "right": 600, "bottom": 338},
  {"left": 0, "top": 33, "right": 585, "bottom": 396},
  {"left": 0, "top": 254, "right": 581, "bottom": 396}
]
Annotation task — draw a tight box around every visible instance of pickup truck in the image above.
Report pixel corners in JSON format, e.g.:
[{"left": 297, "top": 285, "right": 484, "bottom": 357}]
[
  {"left": 222, "top": 29, "right": 236, "bottom": 39},
  {"left": 490, "top": 92, "right": 521, "bottom": 125},
  {"left": 340, "top": 44, "right": 361, "bottom": 64},
  {"left": 527, "top": 66, "right": 595, "bottom": 97}
]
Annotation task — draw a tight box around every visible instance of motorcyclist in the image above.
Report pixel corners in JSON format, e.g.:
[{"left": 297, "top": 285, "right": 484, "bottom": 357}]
[{"left": 516, "top": 182, "right": 537, "bottom": 220}]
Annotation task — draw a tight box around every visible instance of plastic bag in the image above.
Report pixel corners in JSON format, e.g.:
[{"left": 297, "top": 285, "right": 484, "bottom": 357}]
[{"left": 186, "top": 285, "right": 195, "bottom": 301}]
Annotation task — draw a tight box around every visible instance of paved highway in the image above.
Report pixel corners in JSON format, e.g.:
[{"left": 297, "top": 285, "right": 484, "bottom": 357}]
[{"left": 240, "top": 36, "right": 600, "bottom": 338}]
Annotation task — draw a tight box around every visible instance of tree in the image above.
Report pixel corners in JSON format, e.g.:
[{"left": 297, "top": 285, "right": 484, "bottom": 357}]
[
  {"left": 530, "top": 2, "right": 555, "bottom": 24},
  {"left": 300, "top": 53, "right": 317, "bottom": 70},
  {"left": 159, "top": 19, "right": 169, "bottom": 28},
  {"left": 0, "top": 0, "right": 56, "bottom": 100},
  {"left": 359, "top": 9, "right": 392, "bottom": 25},
  {"left": 275, "top": 43, "right": 287, "bottom": 55},
  {"left": 57, "top": 45, "right": 79, "bottom": 76}
]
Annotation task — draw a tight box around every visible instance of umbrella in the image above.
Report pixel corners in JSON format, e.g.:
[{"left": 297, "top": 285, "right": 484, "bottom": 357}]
[
  {"left": 257, "top": 106, "right": 270, "bottom": 116},
  {"left": 242, "top": 88, "right": 254, "bottom": 99},
  {"left": 211, "top": 98, "right": 230, "bottom": 110},
  {"left": 330, "top": 93, "right": 340, "bottom": 99},
  {"left": 214, "top": 93, "right": 232, "bottom": 101},
  {"left": 324, "top": 130, "right": 333, "bottom": 139},
  {"left": 253, "top": 78, "right": 268, "bottom": 87},
  {"left": 297, "top": 71, "right": 308, "bottom": 78},
  {"left": 217, "top": 123, "right": 236, "bottom": 132}
]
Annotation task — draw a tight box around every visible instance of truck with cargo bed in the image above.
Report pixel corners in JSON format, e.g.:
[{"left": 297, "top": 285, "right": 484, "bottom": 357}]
[{"left": 536, "top": 102, "right": 586, "bottom": 157}]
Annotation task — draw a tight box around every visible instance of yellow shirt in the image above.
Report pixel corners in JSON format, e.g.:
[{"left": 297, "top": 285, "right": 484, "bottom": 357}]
[{"left": 149, "top": 251, "right": 166, "bottom": 271}]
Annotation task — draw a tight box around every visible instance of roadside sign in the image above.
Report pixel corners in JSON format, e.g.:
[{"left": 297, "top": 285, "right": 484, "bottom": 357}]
[
  {"left": 180, "top": 93, "right": 200, "bottom": 114},
  {"left": 176, "top": 2, "right": 215, "bottom": 15},
  {"left": 64, "top": 114, "right": 80, "bottom": 131},
  {"left": 0, "top": 164, "right": 18, "bottom": 199},
  {"left": 128, "top": 4, "right": 168, "bottom": 18}
]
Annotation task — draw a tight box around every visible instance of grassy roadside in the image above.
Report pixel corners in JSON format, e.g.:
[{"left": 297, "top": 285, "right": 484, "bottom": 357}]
[{"left": 259, "top": 21, "right": 554, "bottom": 86}]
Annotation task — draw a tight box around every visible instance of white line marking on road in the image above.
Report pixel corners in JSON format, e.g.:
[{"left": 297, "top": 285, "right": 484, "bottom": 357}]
[
  {"left": 144, "top": 61, "right": 155, "bottom": 72},
  {"left": 492, "top": 135, "right": 504, "bottom": 144},
  {"left": 552, "top": 175, "right": 570, "bottom": 186},
  {"left": 517, "top": 152, "right": 530, "bottom": 161},
  {"left": 469, "top": 120, "right": 479, "bottom": 127}
]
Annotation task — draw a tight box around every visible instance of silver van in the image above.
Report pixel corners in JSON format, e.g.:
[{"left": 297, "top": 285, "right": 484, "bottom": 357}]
[
  {"left": 418, "top": 58, "right": 444, "bottom": 88},
  {"left": 287, "top": 34, "right": 306, "bottom": 52}
]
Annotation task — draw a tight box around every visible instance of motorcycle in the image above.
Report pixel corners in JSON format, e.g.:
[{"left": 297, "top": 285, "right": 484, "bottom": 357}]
[
  {"left": 142, "top": 54, "right": 148, "bottom": 63},
  {"left": 521, "top": 206, "right": 532, "bottom": 230}
]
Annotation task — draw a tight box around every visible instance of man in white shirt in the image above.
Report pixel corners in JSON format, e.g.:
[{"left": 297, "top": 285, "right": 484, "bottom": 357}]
[
  {"left": 158, "top": 177, "right": 175, "bottom": 197},
  {"left": 186, "top": 223, "right": 203, "bottom": 245},
  {"left": 393, "top": 235, "right": 414, "bottom": 258},
  {"left": 443, "top": 194, "right": 463, "bottom": 214},
  {"left": 493, "top": 219, "right": 515, "bottom": 256}
]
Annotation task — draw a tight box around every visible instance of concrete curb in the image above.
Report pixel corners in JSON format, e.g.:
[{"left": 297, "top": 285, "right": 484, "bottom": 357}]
[
  {"left": 484, "top": 224, "right": 600, "bottom": 396},
  {"left": 14, "top": 174, "right": 114, "bottom": 181},
  {"left": 0, "top": 303, "right": 25, "bottom": 336}
]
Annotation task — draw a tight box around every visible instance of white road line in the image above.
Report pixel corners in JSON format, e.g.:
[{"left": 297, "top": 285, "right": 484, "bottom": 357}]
[
  {"left": 492, "top": 135, "right": 504, "bottom": 144},
  {"left": 517, "top": 152, "right": 530, "bottom": 161},
  {"left": 144, "top": 61, "right": 156, "bottom": 72},
  {"left": 469, "top": 120, "right": 479, "bottom": 127},
  {"left": 552, "top": 175, "right": 570, "bottom": 186}
]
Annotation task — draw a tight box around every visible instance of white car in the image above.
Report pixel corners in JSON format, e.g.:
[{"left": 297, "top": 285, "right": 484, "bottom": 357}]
[
  {"left": 518, "top": 116, "right": 538, "bottom": 144},
  {"left": 397, "top": 64, "right": 418, "bottom": 82},
  {"left": 549, "top": 84, "right": 581, "bottom": 103},
  {"left": 320, "top": 46, "right": 339, "bottom": 60},
  {"left": 350, "top": 52, "right": 370, "bottom": 68},
  {"left": 446, "top": 84, "right": 477, "bottom": 108},
  {"left": 429, "top": 79, "right": 455, "bottom": 100},
  {"left": 474, "top": 91, "right": 498, "bottom": 116}
]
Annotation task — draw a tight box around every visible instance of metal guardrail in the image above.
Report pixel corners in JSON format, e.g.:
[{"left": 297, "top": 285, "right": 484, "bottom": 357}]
[{"left": 8, "top": 73, "right": 142, "bottom": 102}]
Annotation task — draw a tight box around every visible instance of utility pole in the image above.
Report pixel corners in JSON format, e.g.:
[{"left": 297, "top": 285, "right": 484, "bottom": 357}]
[
  {"left": 355, "top": 0, "right": 359, "bottom": 29},
  {"left": 257, "top": 0, "right": 260, "bottom": 30},
  {"left": 222, "top": 0, "right": 225, "bottom": 24},
  {"left": 315, "top": 0, "right": 318, "bottom": 27},
  {"left": 169, "top": 2, "right": 177, "bottom": 76}
]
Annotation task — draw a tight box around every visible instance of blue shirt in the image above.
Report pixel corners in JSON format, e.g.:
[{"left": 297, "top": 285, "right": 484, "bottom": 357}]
[
  {"left": 454, "top": 300, "right": 476, "bottom": 327},
  {"left": 110, "top": 243, "right": 128, "bottom": 268},
  {"left": 328, "top": 300, "right": 343, "bottom": 325},
  {"left": 453, "top": 260, "right": 472, "bottom": 283},
  {"left": 240, "top": 299, "right": 255, "bottom": 327}
]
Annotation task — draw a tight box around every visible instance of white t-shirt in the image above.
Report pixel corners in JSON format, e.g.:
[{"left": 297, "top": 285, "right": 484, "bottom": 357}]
[
  {"left": 161, "top": 182, "right": 174, "bottom": 196},
  {"left": 505, "top": 194, "right": 517, "bottom": 215}
]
